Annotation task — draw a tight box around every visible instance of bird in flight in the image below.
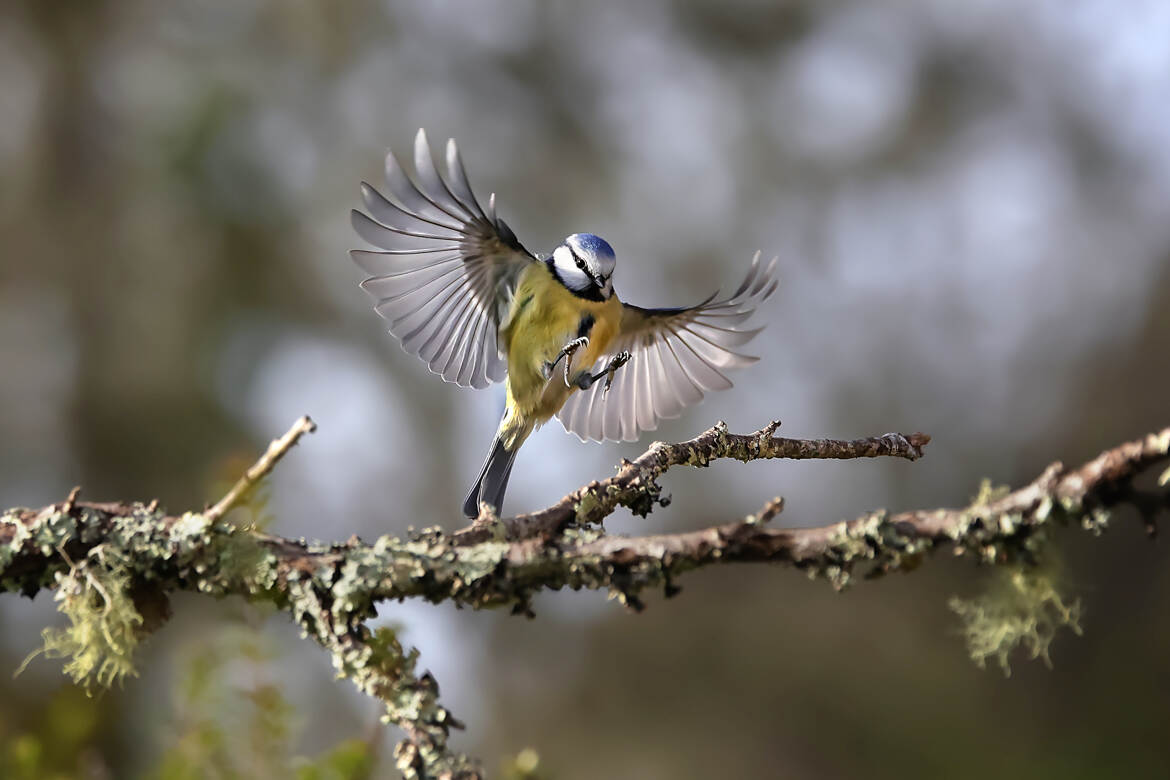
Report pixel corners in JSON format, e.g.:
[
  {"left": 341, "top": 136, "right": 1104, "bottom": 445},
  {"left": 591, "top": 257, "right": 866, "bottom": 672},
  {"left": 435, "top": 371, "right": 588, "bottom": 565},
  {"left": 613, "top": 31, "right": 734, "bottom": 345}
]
[{"left": 350, "top": 130, "right": 777, "bottom": 518}]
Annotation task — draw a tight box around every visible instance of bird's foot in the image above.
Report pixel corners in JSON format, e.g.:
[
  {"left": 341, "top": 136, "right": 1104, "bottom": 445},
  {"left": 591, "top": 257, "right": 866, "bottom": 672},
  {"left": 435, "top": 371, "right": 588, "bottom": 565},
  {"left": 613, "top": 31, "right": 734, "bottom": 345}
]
[
  {"left": 543, "top": 336, "right": 590, "bottom": 387},
  {"left": 574, "top": 350, "right": 632, "bottom": 391},
  {"left": 602, "top": 350, "right": 631, "bottom": 392}
]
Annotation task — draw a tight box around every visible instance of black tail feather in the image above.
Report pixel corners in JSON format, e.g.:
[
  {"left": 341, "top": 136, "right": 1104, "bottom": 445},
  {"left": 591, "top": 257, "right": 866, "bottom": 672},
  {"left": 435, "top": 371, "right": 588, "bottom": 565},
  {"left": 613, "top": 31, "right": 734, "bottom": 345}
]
[{"left": 462, "top": 434, "right": 518, "bottom": 518}]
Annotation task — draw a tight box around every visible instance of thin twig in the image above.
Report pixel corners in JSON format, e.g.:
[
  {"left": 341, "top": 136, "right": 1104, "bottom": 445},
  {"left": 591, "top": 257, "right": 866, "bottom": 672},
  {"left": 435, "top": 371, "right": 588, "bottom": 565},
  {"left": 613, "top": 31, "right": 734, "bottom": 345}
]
[
  {"left": 205, "top": 415, "right": 317, "bottom": 522},
  {"left": 62, "top": 486, "right": 81, "bottom": 514},
  {"left": 452, "top": 421, "right": 932, "bottom": 545}
]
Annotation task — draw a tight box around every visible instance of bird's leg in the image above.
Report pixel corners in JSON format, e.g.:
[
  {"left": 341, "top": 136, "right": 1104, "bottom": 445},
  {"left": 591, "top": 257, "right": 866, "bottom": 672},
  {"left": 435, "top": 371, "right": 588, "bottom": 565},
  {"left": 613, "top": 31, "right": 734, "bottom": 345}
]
[
  {"left": 574, "top": 351, "right": 632, "bottom": 392},
  {"left": 542, "top": 336, "right": 589, "bottom": 387}
]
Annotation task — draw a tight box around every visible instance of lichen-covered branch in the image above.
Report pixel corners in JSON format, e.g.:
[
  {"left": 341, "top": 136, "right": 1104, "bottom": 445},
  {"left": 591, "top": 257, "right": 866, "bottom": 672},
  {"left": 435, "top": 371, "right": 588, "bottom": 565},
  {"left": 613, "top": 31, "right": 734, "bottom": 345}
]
[
  {"left": 0, "top": 500, "right": 482, "bottom": 778},
  {"left": 2, "top": 421, "right": 1167, "bottom": 779}
]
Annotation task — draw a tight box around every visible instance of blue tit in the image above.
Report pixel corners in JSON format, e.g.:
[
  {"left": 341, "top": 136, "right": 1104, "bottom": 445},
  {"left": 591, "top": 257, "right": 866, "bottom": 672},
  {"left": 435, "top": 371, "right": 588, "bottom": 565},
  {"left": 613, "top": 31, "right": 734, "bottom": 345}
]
[{"left": 350, "top": 130, "right": 778, "bottom": 518}]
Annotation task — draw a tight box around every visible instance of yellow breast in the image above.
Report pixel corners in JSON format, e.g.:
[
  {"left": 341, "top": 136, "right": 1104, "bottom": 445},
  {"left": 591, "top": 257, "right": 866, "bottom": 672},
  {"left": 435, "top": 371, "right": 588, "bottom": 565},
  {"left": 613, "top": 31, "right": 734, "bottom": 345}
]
[{"left": 501, "top": 263, "right": 622, "bottom": 423}]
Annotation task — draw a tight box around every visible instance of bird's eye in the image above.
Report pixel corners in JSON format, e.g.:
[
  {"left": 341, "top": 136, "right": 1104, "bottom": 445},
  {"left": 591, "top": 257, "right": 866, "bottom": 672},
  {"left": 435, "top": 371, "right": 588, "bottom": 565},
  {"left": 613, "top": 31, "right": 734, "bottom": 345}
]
[{"left": 575, "top": 257, "right": 585, "bottom": 269}]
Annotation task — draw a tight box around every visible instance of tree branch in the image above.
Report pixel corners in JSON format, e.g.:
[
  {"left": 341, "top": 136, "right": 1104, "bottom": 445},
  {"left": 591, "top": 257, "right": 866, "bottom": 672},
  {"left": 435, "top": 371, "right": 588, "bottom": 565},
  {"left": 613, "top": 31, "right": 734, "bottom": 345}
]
[
  {"left": 2, "top": 421, "right": 1167, "bottom": 778},
  {"left": 456, "top": 421, "right": 930, "bottom": 544}
]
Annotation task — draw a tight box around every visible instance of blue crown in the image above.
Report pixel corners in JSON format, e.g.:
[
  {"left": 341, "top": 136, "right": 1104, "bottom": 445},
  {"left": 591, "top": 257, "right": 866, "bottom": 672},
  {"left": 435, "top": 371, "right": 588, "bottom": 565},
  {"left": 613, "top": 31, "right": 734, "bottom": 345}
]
[{"left": 568, "top": 233, "right": 615, "bottom": 259}]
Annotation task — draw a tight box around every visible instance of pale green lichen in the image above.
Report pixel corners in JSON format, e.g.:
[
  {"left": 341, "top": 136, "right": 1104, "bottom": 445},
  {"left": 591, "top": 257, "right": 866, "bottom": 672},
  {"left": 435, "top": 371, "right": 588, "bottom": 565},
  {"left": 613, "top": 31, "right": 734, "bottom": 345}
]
[
  {"left": 17, "top": 546, "right": 142, "bottom": 692},
  {"left": 1082, "top": 506, "right": 1110, "bottom": 535},
  {"left": 971, "top": 478, "right": 1011, "bottom": 506},
  {"left": 814, "top": 510, "right": 932, "bottom": 588},
  {"left": 948, "top": 564, "right": 1082, "bottom": 676}
]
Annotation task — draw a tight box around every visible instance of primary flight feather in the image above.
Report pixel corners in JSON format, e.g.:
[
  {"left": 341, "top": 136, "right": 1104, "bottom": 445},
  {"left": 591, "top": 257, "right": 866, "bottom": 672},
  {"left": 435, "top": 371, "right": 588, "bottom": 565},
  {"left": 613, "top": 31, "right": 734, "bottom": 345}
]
[{"left": 350, "top": 130, "right": 777, "bottom": 517}]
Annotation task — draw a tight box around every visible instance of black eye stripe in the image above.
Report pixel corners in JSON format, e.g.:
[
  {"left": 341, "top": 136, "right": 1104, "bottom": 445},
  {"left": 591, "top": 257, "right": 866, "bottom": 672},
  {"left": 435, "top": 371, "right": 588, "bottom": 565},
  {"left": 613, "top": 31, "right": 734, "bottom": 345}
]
[{"left": 566, "top": 245, "right": 606, "bottom": 289}]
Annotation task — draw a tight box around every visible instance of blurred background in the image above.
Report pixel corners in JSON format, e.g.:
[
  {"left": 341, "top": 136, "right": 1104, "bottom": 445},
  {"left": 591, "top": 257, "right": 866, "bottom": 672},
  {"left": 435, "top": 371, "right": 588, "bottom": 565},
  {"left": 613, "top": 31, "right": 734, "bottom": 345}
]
[{"left": 2, "top": 0, "right": 1169, "bottom": 777}]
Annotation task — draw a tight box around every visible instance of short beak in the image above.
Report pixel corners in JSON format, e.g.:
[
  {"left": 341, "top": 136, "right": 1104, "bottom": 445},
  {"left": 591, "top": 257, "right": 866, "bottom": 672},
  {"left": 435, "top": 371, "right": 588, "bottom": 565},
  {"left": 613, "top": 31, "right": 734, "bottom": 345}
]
[{"left": 603, "top": 278, "right": 613, "bottom": 298}]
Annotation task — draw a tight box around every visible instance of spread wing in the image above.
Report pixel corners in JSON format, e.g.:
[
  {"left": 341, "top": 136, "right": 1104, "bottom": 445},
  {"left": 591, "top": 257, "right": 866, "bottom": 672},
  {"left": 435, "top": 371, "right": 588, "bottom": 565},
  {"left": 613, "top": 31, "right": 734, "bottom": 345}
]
[
  {"left": 557, "top": 253, "right": 778, "bottom": 442},
  {"left": 350, "top": 129, "right": 537, "bottom": 389}
]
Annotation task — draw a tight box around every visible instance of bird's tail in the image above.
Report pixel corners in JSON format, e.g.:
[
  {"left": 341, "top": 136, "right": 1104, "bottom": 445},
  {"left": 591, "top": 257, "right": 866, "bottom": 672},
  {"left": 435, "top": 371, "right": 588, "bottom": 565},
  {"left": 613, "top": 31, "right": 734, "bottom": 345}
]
[{"left": 462, "top": 430, "right": 521, "bottom": 519}]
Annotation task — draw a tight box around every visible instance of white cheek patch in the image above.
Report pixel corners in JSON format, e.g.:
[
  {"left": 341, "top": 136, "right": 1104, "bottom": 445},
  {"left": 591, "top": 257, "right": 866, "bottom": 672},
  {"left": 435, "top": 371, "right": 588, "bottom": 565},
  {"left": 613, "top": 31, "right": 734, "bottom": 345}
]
[{"left": 552, "top": 245, "right": 593, "bottom": 291}]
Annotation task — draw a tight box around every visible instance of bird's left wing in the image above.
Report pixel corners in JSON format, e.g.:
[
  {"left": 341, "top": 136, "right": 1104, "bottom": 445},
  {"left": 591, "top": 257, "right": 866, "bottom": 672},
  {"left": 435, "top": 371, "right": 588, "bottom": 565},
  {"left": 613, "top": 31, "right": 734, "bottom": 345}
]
[
  {"left": 350, "top": 129, "right": 537, "bottom": 389},
  {"left": 557, "top": 253, "right": 779, "bottom": 442}
]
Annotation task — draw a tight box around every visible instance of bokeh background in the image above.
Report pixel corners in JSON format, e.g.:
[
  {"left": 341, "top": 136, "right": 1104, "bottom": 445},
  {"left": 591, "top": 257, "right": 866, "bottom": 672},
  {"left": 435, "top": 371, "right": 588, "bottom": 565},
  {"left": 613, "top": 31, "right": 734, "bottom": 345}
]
[{"left": 3, "top": 0, "right": 1169, "bottom": 777}]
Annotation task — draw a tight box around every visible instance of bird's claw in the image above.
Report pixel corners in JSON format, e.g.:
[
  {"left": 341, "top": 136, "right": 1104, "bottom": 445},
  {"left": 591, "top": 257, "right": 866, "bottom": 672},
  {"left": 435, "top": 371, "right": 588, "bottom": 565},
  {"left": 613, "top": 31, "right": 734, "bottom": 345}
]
[
  {"left": 547, "top": 336, "right": 589, "bottom": 388},
  {"left": 603, "top": 350, "right": 631, "bottom": 392}
]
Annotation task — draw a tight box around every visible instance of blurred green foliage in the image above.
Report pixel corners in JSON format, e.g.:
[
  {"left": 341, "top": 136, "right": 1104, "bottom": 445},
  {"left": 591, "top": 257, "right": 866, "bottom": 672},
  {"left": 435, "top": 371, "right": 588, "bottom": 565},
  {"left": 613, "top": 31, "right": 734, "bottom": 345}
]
[
  {"left": 3, "top": 616, "right": 380, "bottom": 780},
  {"left": 499, "top": 748, "right": 545, "bottom": 780},
  {"left": 0, "top": 687, "right": 101, "bottom": 780},
  {"left": 148, "top": 622, "right": 380, "bottom": 780}
]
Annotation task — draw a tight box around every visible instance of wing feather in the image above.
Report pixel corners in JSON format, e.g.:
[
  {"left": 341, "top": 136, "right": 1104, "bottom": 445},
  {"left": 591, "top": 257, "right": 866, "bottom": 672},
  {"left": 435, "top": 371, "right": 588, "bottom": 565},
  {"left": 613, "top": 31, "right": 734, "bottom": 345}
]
[
  {"left": 659, "top": 336, "right": 705, "bottom": 409},
  {"left": 412, "top": 131, "right": 475, "bottom": 223},
  {"left": 350, "top": 129, "right": 536, "bottom": 388},
  {"left": 445, "top": 139, "right": 488, "bottom": 218},
  {"left": 556, "top": 253, "right": 778, "bottom": 442},
  {"left": 416, "top": 275, "right": 478, "bottom": 362},
  {"left": 359, "top": 182, "right": 467, "bottom": 237},
  {"left": 664, "top": 328, "right": 734, "bottom": 391},
  {"left": 351, "top": 209, "right": 460, "bottom": 246}
]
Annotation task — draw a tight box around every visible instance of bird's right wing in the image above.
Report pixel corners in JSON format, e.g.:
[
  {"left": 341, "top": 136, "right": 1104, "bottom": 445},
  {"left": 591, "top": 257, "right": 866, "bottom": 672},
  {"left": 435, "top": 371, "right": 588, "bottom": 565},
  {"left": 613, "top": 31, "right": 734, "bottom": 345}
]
[{"left": 350, "top": 129, "right": 537, "bottom": 389}]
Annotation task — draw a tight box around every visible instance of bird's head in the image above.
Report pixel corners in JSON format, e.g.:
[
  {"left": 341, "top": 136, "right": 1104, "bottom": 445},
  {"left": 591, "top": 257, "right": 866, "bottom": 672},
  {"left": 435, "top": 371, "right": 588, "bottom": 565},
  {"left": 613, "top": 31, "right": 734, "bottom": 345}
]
[{"left": 551, "top": 233, "right": 616, "bottom": 299}]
